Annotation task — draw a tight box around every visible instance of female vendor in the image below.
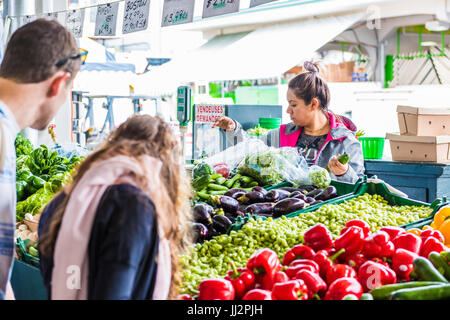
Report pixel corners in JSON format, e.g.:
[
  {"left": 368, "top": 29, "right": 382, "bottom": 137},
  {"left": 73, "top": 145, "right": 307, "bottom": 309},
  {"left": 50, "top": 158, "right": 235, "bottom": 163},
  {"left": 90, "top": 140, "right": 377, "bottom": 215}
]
[{"left": 212, "top": 61, "right": 365, "bottom": 183}]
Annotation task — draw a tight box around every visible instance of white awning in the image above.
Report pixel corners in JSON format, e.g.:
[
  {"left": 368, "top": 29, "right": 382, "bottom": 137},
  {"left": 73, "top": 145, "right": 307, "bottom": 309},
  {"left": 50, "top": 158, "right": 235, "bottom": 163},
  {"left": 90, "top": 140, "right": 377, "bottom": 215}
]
[{"left": 148, "top": 12, "right": 364, "bottom": 83}]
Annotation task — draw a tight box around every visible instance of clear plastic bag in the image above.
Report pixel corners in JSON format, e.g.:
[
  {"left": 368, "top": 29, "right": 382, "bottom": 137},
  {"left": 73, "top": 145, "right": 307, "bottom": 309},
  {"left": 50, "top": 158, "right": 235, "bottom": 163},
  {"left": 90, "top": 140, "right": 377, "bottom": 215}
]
[{"left": 50, "top": 143, "right": 89, "bottom": 159}]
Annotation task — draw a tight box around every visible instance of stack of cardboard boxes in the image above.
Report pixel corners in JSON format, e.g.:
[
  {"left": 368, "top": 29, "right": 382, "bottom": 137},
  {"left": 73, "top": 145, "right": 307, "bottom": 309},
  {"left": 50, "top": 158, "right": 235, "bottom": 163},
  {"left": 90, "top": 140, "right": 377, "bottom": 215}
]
[{"left": 386, "top": 106, "right": 450, "bottom": 163}]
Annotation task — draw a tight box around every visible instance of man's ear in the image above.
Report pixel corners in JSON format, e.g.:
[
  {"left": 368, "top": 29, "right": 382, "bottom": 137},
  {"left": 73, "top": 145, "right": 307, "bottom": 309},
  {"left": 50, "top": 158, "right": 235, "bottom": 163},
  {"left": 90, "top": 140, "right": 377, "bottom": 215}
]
[
  {"left": 311, "top": 97, "right": 321, "bottom": 110},
  {"left": 47, "top": 72, "right": 71, "bottom": 98}
]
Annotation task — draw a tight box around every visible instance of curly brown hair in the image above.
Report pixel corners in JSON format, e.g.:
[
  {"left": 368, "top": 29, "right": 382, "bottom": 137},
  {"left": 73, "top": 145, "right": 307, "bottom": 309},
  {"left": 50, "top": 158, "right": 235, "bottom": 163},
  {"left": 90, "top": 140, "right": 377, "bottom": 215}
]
[{"left": 39, "top": 115, "right": 194, "bottom": 299}]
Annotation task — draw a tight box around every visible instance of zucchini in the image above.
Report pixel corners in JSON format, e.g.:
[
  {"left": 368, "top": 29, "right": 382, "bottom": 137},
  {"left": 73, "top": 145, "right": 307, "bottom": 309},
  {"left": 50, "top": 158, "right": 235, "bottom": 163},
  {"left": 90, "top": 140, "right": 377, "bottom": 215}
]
[
  {"left": 207, "top": 183, "right": 229, "bottom": 191},
  {"left": 224, "top": 174, "right": 241, "bottom": 188},
  {"left": 192, "top": 175, "right": 211, "bottom": 191},
  {"left": 370, "top": 281, "right": 444, "bottom": 300},
  {"left": 360, "top": 293, "right": 374, "bottom": 300},
  {"left": 413, "top": 257, "right": 448, "bottom": 283},
  {"left": 391, "top": 284, "right": 450, "bottom": 300},
  {"left": 210, "top": 174, "right": 223, "bottom": 180},
  {"left": 429, "top": 252, "right": 448, "bottom": 278},
  {"left": 215, "top": 177, "right": 227, "bottom": 185}
]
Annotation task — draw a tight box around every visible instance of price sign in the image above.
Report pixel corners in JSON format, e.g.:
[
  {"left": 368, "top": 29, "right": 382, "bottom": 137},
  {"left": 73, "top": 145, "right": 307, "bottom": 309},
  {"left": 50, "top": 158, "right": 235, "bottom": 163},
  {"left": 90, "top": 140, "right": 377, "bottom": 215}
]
[
  {"left": 94, "top": 2, "right": 119, "bottom": 36},
  {"left": 122, "top": 0, "right": 151, "bottom": 34},
  {"left": 202, "top": 0, "right": 240, "bottom": 19},
  {"left": 249, "top": 0, "right": 276, "bottom": 8},
  {"left": 65, "top": 9, "right": 85, "bottom": 38},
  {"left": 161, "top": 0, "right": 195, "bottom": 27},
  {"left": 195, "top": 104, "right": 225, "bottom": 123}
]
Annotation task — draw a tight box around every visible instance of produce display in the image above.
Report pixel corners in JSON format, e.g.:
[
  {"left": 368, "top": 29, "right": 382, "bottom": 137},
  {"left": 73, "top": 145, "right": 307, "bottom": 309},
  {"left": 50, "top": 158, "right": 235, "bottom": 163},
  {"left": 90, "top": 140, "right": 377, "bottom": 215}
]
[
  {"left": 182, "top": 219, "right": 450, "bottom": 300},
  {"left": 180, "top": 193, "right": 434, "bottom": 296},
  {"left": 247, "top": 124, "right": 270, "bottom": 136}
]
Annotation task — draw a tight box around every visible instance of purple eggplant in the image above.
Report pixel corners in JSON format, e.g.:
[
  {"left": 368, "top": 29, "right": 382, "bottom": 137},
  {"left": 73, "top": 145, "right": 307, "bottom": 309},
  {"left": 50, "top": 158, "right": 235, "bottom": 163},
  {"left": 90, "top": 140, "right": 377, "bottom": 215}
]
[
  {"left": 224, "top": 212, "right": 236, "bottom": 224},
  {"left": 225, "top": 188, "right": 248, "bottom": 199},
  {"left": 212, "top": 215, "right": 233, "bottom": 234},
  {"left": 235, "top": 211, "right": 245, "bottom": 218},
  {"left": 293, "top": 193, "right": 307, "bottom": 201},
  {"left": 289, "top": 191, "right": 303, "bottom": 198},
  {"left": 206, "top": 226, "right": 220, "bottom": 240},
  {"left": 252, "top": 186, "right": 268, "bottom": 195},
  {"left": 272, "top": 198, "right": 306, "bottom": 218},
  {"left": 264, "top": 189, "right": 290, "bottom": 203},
  {"left": 306, "top": 188, "right": 323, "bottom": 199},
  {"left": 193, "top": 203, "right": 214, "bottom": 226},
  {"left": 280, "top": 187, "right": 299, "bottom": 193},
  {"left": 238, "top": 191, "right": 265, "bottom": 204},
  {"left": 191, "top": 222, "right": 209, "bottom": 242},
  {"left": 244, "top": 202, "right": 275, "bottom": 215},
  {"left": 211, "top": 195, "right": 239, "bottom": 214},
  {"left": 310, "top": 200, "right": 324, "bottom": 206},
  {"left": 305, "top": 197, "right": 316, "bottom": 204},
  {"left": 315, "top": 186, "right": 338, "bottom": 201},
  {"left": 298, "top": 185, "right": 317, "bottom": 192}
]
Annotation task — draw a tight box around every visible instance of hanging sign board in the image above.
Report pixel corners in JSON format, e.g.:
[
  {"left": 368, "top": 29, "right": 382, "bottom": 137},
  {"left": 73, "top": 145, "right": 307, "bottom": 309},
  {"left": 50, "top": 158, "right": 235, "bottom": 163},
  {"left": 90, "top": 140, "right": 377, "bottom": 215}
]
[
  {"left": 94, "top": 2, "right": 119, "bottom": 36},
  {"left": 65, "top": 9, "right": 85, "bottom": 38},
  {"left": 202, "top": 0, "right": 240, "bottom": 19},
  {"left": 122, "top": 0, "right": 151, "bottom": 34},
  {"left": 161, "top": 0, "right": 195, "bottom": 27},
  {"left": 195, "top": 104, "right": 225, "bottom": 123},
  {"left": 249, "top": 0, "right": 276, "bottom": 8}
]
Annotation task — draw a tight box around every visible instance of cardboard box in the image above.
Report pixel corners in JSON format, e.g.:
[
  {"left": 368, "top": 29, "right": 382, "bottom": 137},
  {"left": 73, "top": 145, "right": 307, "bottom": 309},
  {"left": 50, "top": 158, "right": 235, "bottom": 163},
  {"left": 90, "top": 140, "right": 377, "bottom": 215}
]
[
  {"left": 397, "top": 105, "right": 450, "bottom": 136},
  {"left": 386, "top": 133, "right": 450, "bottom": 163}
]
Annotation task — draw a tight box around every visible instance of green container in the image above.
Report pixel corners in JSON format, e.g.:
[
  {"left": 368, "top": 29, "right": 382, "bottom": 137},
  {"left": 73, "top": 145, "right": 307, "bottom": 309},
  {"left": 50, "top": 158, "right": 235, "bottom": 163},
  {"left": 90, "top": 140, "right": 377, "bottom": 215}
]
[
  {"left": 359, "top": 137, "right": 385, "bottom": 159},
  {"left": 259, "top": 117, "right": 281, "bottom": 129},
  {"left": 10, "top": 259, "right": 47, "bottom": 300}
]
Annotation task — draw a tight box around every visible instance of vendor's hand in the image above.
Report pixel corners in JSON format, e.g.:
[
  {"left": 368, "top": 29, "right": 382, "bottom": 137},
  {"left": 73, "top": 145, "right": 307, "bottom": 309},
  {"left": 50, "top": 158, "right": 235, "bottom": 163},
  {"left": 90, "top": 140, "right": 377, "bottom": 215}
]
[
  {"left": 328, "top": 154, "right": 349, "bottom": 176},
  {"left": 212, "top": 116, "right": 236, "bottom": 131}
]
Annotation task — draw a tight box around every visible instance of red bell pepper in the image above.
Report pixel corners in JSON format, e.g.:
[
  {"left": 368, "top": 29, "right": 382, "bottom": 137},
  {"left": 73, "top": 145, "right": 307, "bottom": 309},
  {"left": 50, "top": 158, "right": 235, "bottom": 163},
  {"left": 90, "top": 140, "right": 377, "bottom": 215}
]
[
  {"left": 247, "top": 248, "right": 281, "bottom": 285},
  {"left": 242, "top": 289, "right": 273, "bottom": 300},
  {"left": 334, "top": 226, "right": 365, "bottom": 258},
  {"left": 198, "top": 279, "right": 235, "bottom": 300},
  {"left": 326, "top": 264, "right": 357, "bottom": 285},
  {"left": 419, "top": 237, "right": 448, "bottom": 258},
  {"left": 224, "top": 262, "right": 255, "bottom": 299},
  {"left": 391, "top": 248, "right": 418, "bottom": 281},
  {"left": 344, "top": 253, "right": 367, "bottom": 271},
  {"left": 324, "top": 277, "right": 363, "bottom": 300},
  {"left": 178, "top": 294, "right": 194, "bottom": 300},
  {"left": 282, "top": 245, "right": 315, "bottom": 266},
  {"left": 340, "top": 219, "right": 371, "bottom": 238},
  {"left": 213, "top": 162, "right": 230, "bottom": 178},
  {"left": 362, "top": 230, "right": 395, "bottom": 259},
  {"left": 294, "top": 269, "right": 327, "bottom": 297},
  {"left": 284, "top": 263, "right": 319, "bottom": 279},
  {"left": 303, "top": 223, "right": 333, "bottom": 251},
  {"left": 260, "top": 270, "right": 289, "bottom": 290},
  {"left": 272, "top": 279, "right": 309, "bottom": 300},
  {"left": 392, "top": 233, "right": 422, "bottom": 254},
  {"left": 420, "top": 229, "right": 445, "bottom": 243},
  {"left": 289, "top": 259, "right": 320, "bottom": 269},
  {"left": 358, "top": 260, "right": 396, "bottom": 292},
  {"left": 379, "top": 226, "right": 405, "bottom": 241},
  {"left": 312, "top": 248, "right": 346, "bottom": 278},
  {"left": 370, "top": 257, "right": 391, "bottom": 268}
]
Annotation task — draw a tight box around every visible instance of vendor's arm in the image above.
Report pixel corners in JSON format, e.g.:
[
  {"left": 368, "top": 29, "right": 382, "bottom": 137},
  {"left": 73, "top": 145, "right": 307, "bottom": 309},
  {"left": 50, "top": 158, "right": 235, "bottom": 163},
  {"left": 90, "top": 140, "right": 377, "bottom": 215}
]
[
  {"left": 328, "top": 137, "right": 365, "bottom": 184},
  {"left": 213, "top": 116, "right": 280, "bottom": 147}
]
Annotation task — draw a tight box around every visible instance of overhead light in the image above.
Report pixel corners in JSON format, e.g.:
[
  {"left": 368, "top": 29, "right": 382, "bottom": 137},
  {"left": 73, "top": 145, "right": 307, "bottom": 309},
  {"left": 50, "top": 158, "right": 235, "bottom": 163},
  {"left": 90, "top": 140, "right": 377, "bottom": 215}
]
[
  {"left": 425, "top": 20, "right": 450, "bottom": 32},
  {"left": 421, "top": 41, "right": 438, "bottom": 47}
]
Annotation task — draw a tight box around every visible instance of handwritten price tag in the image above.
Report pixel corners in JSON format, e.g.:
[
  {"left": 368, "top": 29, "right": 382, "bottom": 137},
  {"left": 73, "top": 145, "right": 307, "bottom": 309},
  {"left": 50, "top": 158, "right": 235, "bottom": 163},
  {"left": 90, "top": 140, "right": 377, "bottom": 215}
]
[
  {"left": 122, "top": 0, "right": 151, "bottom": 34},
  {"left": 249, "top": 0, "right": 276, "bottom": 8},
  {"left": 94, "top": 3, "right": 119, "bottom": 36},
  {"left": 65, "top": 9, "right": 85, "bottom": 38},
  {"left": 202, "top": 0, "right": 240, "bottom": 19},
  {"left": 161, "top": 0, "right": 195, "bottom": 27}
]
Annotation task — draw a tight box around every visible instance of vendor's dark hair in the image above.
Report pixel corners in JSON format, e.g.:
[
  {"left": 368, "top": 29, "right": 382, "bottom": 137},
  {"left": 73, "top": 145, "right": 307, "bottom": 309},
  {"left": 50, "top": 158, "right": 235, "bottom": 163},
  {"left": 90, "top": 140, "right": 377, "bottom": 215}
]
[{"left": 288, "top": 61, "right": 330, "bottom": 112}]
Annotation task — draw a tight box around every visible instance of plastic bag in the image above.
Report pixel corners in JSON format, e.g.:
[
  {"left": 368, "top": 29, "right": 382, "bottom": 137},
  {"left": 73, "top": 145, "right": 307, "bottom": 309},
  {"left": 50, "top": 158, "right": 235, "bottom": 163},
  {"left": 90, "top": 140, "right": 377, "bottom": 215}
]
[{"left": 50, "top": 143, "right": 89, "bottom": 159}]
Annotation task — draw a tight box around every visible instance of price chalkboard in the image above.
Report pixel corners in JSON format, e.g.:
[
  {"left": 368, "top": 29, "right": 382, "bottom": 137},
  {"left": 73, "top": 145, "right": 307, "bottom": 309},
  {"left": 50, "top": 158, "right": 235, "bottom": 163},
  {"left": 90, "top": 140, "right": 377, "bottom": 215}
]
[
  {"left": 249, "top": 0, "right": 276, "bottom": 8},
  {"left": 94, "top": 3, "right": 119, "bottom": 36},
  {"left": 122, "top": 0, "right": 151, "bottom": 34},
  {"left": 65, "top": 9, "right": 85, "bottom": 38},
  {"left": 202, "top": 0, "right": 240, "bottom": 19},
  {"left": 161, "top": 0, "right": 195, "bottom": 27}
]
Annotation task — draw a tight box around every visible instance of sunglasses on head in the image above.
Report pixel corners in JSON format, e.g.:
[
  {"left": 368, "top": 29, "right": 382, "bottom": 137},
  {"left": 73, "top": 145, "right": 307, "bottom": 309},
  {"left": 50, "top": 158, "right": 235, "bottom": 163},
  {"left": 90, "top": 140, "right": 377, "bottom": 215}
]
[{"left": 55, "top": 48, "right": 88, "bottom": 68}]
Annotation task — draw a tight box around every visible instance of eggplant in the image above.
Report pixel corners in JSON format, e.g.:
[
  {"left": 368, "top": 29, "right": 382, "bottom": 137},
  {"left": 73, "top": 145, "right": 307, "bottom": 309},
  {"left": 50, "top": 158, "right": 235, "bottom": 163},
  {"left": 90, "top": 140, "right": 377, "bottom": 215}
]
[
  {"left": 298, "top": 185, "right": 317, "bottom": 192},
  {"left": 224, "top": 212, "right": 236, "bottom": 224},
  {"left": 264, "top": 189, "right": 290, "bottom": 203},
  {"left": 306, "top": 188, "right": 323, "bottom": 199},
  {"left": 252, "top": 186, "right": 268, "bottom": 195},
  {"left": 238, "top": 191, "right": 265, "bottom": 204},
  {"left": 191, "top": 222, "right": 209, "bottom": 242},
  {"left": 310, "top": 200, "right": 324, "bottom": 206},
  {"left": 236, "top": 211, "right": 245, "bottom": 218},
  {"left": 211, "top": 195, "right": 239, "bottom": 214},
  {"left": 206, "top": 226, "right": 220, "bottom": 240},
  {"left": 305, "top": 197, "right": 315, "bottom": 204},
  {"left": 289, "top": 191, "right": 303, "bottom": 198},
  {"left": 193, "top": 203, "right": 213, "bottom": 225},
  {"left": 280, "top": 187, "right": 299, "bottom": 193},
  {"left": 224, "top": 188, "right": 248, "bottom": 199},
  {"left": 315, "top": 186, "right": 338, "bottom": 201},
  {"left": 212, "top": 215, "right": 233, "bottom": 234},
  {"left": 272, "top": 198, "right": 306, "bottom": 218},
  {"left": 244, "top": 202, "right": 275, "bottom": 216},
  {"left": 293, "top": 193, "right": 307, "bottom": 201}
]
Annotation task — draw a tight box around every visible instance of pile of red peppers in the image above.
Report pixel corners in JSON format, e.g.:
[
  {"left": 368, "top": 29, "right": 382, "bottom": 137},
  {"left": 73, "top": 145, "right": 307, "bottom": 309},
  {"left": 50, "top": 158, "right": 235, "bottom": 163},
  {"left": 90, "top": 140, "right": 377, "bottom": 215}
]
[{"left": 188, "top": 220, "right": 449, "bottom": 300}]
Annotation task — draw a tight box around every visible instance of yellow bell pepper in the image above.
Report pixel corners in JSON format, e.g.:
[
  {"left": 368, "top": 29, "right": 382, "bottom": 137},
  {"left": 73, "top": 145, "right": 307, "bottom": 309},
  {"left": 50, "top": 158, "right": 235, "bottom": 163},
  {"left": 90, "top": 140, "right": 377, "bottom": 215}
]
[
  {"left": 438, "top": 219, "right": 450, "bottom": 245},
  {"left": 430, "top": 221, "right": 437, "bottom": 229},
  {"left": 422, "top": 225, "right": 433, "bottom": 231},
  {"left": 434, "top": 206, "right": 450, "bottom": 229},
  {"left": 406, "top": 228, "right": 421, "bottom": 236}
]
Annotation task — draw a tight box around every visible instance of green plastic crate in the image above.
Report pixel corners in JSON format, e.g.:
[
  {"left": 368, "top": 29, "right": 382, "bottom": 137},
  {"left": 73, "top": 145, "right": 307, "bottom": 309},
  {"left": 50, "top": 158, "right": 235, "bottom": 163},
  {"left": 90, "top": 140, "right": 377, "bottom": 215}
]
[
  {"left": 259, "top": 117, "right": 281, "bottom": 129},
  {"left": 359, "top": 137, "right": 385, "bottom": 159},
  {"left": 10, "top": 259, "right": 47, "bottom": 300}
]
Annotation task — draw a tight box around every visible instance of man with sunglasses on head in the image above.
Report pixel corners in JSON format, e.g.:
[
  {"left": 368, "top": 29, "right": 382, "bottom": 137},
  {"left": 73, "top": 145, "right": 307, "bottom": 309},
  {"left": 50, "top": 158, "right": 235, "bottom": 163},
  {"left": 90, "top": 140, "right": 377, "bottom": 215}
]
[{"left": 0, "top": 19, "right": 83, "bottom": 300}]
